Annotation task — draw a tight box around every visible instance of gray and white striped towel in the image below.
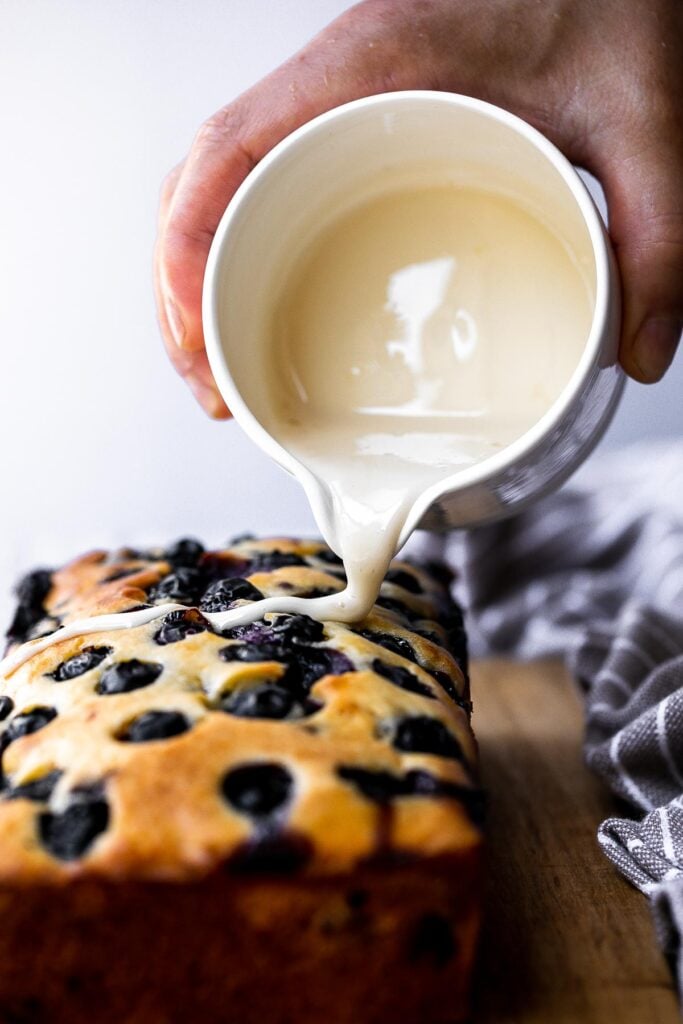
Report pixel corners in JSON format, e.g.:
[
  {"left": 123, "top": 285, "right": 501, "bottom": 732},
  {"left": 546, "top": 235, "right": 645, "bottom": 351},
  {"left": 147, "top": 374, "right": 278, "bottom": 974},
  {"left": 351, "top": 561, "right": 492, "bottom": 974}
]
[{"left": 414, "top": 440, "right": 683, "bottom": 990}]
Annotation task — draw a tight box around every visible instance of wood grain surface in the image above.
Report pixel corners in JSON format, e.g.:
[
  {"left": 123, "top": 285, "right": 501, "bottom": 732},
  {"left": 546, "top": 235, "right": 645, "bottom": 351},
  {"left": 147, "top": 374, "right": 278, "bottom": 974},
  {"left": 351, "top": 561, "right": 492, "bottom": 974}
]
[{"left": 469, "top": 659, "right": 679, "bottom": 1024}]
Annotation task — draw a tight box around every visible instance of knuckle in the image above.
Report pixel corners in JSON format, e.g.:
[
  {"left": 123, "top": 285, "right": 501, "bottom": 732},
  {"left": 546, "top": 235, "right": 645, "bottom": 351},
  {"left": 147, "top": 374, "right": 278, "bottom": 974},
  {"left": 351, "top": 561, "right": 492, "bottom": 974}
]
[
  {"left": 616, "top": 51, "right": 683, "bottom": 135},
  {"left": 162, "top": 219, "right": 213, "bottom": 272},
  {"left": 194, "top": 107, "right": 243, "bottom": 150},
  {"left": 193, "top": 118, "right": 225, "bottom": 151},
  {"left": 633, "top": 220, "right": 683, "bottom": 264}
]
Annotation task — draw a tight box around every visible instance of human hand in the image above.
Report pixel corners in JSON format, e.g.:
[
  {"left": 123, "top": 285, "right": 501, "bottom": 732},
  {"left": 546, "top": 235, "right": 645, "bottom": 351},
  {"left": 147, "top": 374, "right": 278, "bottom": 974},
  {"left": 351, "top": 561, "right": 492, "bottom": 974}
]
[{"left": 155, "top": 0, "right": 683, "bottom": 417}]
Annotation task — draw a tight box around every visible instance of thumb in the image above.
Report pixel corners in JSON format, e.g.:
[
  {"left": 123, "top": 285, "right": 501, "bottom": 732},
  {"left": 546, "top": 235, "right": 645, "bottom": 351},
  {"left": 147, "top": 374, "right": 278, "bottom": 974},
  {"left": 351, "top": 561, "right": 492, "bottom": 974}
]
[{"left": 595, "top": 131, "right": 683, "bottom": 383}]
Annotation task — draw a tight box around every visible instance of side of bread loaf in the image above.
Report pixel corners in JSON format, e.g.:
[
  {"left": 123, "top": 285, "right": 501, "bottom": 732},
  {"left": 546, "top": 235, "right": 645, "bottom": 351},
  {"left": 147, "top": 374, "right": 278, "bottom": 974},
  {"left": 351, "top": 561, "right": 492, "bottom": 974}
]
[{"left": 0, "top": 536, "right": 481, "bottom": 1024}]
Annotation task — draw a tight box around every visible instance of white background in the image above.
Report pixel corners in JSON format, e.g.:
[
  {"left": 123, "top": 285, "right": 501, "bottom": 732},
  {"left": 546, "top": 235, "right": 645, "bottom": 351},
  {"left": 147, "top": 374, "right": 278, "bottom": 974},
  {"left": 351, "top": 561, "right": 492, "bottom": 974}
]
[{"left": 1, "top": 0, "right": 681, "bottom": 627}]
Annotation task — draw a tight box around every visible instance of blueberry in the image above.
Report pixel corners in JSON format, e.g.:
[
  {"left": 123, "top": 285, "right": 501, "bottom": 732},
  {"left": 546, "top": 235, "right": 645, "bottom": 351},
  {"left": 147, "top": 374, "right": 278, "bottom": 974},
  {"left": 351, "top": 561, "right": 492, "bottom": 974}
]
[
  {"left": 3, "top": 706, "right": 57, "bottom": 747},
  {"left": 393, "top": 716, "right": 463, "bottom": 760},
  {"left": 222, "top": 763, "right": 293, "bottom": 817},
  {"left": 360, "top": 630, "right": 418, "bottom": 664},
  {"left": 50, "top": 646, "right": 111, "bottom": 682},
  {"left": 447, "top": 618, "right": 468, "bottom": 674},
  {"left": 294, "top": 646, "right": 353, "bottom": 688},
  {"left": 154, "top": 608, "right": 209, "bottom": 645},
  {"left": 448, "top": 601, "right": 464, "bottom": 627},
  {"left": 8, "top": 769, "right": 62, "bottom": 802},
  {"left": 39, "top": 796, "right": 109, "bottom": 860},
  {"left": 229, "top": 832, "right": 312, "bottom": 874},
  {"left": 422, "top": 560, "right": 454, "bottom": 588},
  {"left": 372, "top": 659, "right": 435, "bottom": 699},
  {"left": 220, "top": 634, "right": 352, "bottom": 692},
  {"left": 338, "top": 765, "right": 481, "bottom": 819},
  {"left": 119, "top": 710, "right": 190, "bottom": 742},
  {"left": 0, "top": 696, "right": 14, "bottom": 720},
  {"left": 221, "top": 683, "right": 320, "bottom": 720},
  {"left": 149, "top": 568, "right": 203, "bottom": 606},
  {"left": 15, "top": 569, "right": 53, "bottom": 609},
  {"left": 375, "top": 596, "right": 419, "bottom": 621},
  {"left": 221, "top": 621, "right": 273, "bottom": 645},
  {"left": 219, "top": 642, "right": 287, "bottom": 665},
  {"left": 385, "top": 568, "right": 423, "bottom": 594},
  {"left": 219, "top": 636, "right": 351, "bottom": 693},
  {"left": 413, "top": 627, "right": 443, "bottom": 646},
  {"left": 270, "top": 614, "right": 324, "bottom": 645},
  {"left": 361, "top": 629, "right": 466, "bottom": 706},
  {"left": 6, "top": 568, "right": 53, "bottom": 644},
  {"left": 369, "top": 619, "right": 467, "bottom": 708},
  {"left": 221, "top": 617, "right": 305, "bottom": 648},
  {"left": 200, "top": 577, "right": 263, "bottom": 613},
  {"left": 430, "top": 669, "right": 470, "bottom": 711},
  {"left": 201, "top": 553, "right": 251, "bottom": 582},
  {"left": 346, "top": 890, "right": 368, "bottom": 910},
  {"left": 97, "top": 659, "right": 163, "bottom": 695},
  {"left": 228, "top": 532, "right": 256, "bottom": 545},
  {"left": 222, "top": 684, "right": 296, "bottom": 720},
  {"left": 409, "top": 913, "right": 455, "bottom": 966},
  {"left": 314, "top": 548, "right": 343, "bottom": 566},
  {"left": 337, "top": 767, "right": 406, "bottom": 803},
  {"left": 248, "top": 551, "right": 307, "bottom": 572},
  {"left": 297, "top": 587, "right": 337, "bottom": 599},
  {"left": 406, "top": 770, "right": 485, "bottom": 825},
  {"left": 165, "top": 537, "right": 205, "bottom": 568}
]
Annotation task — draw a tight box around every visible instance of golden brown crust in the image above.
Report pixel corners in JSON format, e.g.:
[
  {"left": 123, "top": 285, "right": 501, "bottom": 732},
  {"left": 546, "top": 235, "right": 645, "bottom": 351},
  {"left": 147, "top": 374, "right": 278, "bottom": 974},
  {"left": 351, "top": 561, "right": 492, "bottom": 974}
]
[{"left": 0, "top": 537, "right": 479, "bottom": 886}]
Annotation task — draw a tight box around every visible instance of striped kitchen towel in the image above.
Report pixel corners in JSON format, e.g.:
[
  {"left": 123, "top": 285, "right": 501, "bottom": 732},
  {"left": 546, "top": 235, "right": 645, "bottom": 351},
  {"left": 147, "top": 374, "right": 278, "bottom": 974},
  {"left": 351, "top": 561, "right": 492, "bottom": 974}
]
[{"left": 414, "top": 440, "right": 683, "bottom": 989}]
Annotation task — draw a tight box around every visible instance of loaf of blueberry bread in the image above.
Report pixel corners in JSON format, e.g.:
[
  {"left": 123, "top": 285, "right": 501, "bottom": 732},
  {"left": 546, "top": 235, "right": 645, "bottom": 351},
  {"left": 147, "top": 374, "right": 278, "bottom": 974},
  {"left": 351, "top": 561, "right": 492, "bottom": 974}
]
[{"left": 0, "top": 536, "right": 482, "bottom": 1024}]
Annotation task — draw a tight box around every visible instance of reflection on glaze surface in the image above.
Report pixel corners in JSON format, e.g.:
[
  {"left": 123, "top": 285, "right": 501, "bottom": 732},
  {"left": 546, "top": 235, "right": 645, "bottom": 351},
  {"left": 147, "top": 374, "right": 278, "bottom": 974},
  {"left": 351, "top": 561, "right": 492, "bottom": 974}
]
[{"left": 272, "top": 185, "right": 593, "bottom": 424}]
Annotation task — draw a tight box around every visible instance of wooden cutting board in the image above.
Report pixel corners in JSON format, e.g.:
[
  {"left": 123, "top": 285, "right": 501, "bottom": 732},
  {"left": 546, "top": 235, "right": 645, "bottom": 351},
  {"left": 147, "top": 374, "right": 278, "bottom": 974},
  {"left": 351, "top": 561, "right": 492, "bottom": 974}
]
[{"left": 469, "top": 659, "right": 679, "bottom": 1023}]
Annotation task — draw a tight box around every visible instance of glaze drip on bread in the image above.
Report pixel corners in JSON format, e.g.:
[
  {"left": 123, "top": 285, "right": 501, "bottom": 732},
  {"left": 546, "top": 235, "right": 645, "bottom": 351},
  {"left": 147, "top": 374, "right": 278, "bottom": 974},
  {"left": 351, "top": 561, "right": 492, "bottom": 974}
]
[{"left": 0, "top": 537, "right": 479, "bottom": 884}]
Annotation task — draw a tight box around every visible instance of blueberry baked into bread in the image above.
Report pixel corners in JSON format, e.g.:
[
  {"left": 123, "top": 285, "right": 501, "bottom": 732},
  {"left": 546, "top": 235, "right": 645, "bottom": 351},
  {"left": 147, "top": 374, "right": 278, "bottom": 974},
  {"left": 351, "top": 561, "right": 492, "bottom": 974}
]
[{"left": 0, "top": 536, "right": 482, "bottom": 1024}]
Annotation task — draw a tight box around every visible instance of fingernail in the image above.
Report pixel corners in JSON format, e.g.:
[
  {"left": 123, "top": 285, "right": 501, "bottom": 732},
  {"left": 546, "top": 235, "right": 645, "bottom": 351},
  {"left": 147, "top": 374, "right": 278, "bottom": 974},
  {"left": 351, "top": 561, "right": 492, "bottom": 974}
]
[
  {"left": 632, "top": 316, "right": 681, "bottom": 382},
  {"left": 164, "top": 295, "right": 186, "bottom": 349},
  {"left": 187, "top": 375, "right": 229, "bottom": 419}
]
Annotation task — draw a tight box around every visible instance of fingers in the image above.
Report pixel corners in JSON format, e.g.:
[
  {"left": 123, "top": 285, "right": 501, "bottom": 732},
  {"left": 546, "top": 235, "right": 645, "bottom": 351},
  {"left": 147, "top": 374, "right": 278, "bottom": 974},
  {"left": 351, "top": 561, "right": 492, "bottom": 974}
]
[
  {"left": 153, "top": 219, "right": 230, "bottom": 419},
  {"left": 155, "top": 0, "right": 437, "bottom": 413},
  {"left": 588, "top": 60, "right": 683, "bottom": 382},
  {"left": 157, "top": 127, "right": 253, "bottom": 356},
  {"left": 598, "top": 148, "right": 683, "bottom": 383}
]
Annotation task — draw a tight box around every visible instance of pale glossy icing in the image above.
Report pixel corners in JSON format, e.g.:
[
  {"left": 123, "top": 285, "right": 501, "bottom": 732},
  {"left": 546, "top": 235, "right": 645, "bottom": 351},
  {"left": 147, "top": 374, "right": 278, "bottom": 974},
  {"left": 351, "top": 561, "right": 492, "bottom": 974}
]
[{"left": 0, "top": 591, "right": 373, "bottom": 679}]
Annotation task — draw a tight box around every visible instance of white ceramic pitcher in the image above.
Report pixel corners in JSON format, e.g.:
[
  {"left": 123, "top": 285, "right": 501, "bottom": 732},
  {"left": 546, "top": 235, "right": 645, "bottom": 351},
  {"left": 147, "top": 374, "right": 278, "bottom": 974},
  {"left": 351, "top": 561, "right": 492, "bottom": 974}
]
[{"left": 203, "top": 91, "right": 624, "bottom": 540}]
